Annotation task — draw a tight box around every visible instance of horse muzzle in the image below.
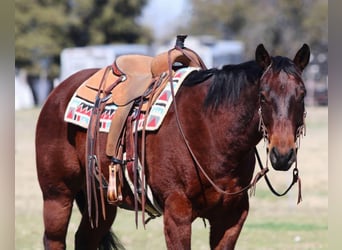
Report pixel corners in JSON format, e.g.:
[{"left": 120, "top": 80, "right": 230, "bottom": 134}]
[{"left": 269, "top": 147, "right": 296, "bottom": 171}]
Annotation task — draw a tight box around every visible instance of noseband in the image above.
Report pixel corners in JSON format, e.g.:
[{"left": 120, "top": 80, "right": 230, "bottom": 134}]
[
  {"left": 258, "top": 107, "right": 307, "bottom": 148},
  {"left": 257, "top": 103, "right": 306, "bottom": 204}
]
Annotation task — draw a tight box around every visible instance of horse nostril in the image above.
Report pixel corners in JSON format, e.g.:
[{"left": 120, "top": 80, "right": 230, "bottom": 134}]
[
  {"left": 270, "top": 147, "right": 279, "bottom": 167},
  {"left": 271, "top": 147, "right": 294, "bottom": 161},
  {"left": 271, "top": 147, "right": 280, "bottom": 158},
  {"left": 286, "top": 148, "right": 295, "bottom": 163}
]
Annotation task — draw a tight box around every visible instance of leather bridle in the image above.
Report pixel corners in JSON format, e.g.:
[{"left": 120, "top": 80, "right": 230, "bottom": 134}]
[
  {"left": 257, "top": 105, "right": 306, "bottom": 204},
  {"left": 169, "top": 50, "right": 305, "bottom": 202},
  {"left": 257, "top": 64, "right": 307, "bottom": 204}
]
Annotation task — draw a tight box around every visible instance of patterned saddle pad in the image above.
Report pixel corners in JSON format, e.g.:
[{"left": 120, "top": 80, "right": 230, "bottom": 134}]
[{"left": 64, "top": 66, "right": 198, "bottom": 132}]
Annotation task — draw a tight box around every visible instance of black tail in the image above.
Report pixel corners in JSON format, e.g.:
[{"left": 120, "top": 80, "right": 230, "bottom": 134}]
[
  {"left": 99, "top": 230, "right": 125, "bottom": 250},
  {"left": 75, "top": 191, "right": 125, "bottom": 250}
]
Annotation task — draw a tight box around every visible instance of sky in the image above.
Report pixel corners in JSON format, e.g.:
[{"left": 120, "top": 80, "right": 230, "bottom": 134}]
[{"left": 139, "top": 0, "right": 190, "bottom": 40}]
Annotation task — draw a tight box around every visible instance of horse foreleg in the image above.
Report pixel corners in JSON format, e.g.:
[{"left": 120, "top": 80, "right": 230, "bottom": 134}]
[
  {"left": 42, "top": 195, "right": 74, "bottom": 250},
  {"left": 163, "top": 191, "right": 192, "bottom": 250},
  {"left": 209, "top": 195, "right": 249, "bottom": 250}
]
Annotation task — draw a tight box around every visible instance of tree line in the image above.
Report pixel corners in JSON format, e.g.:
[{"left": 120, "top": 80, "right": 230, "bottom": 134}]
[
  {"left": 15, "top": 0, "right": 152, "bottom": 81},
  {"left": 15, "top": 0, "right": 327, "bottom": 83},
  {"left": 182, "top": 0, "right": 327, "bottom": 57}
]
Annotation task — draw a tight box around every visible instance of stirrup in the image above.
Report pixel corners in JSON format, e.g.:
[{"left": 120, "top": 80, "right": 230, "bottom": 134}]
[{"left": 107, "top": 162, "right": 123, "bottom": 204}]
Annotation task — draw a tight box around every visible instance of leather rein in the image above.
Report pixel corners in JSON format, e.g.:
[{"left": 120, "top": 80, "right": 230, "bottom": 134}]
[{"left": 168, "top": 52, "right": 305, "bottom": 203}]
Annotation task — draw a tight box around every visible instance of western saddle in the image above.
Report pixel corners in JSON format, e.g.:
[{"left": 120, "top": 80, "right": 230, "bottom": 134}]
[{"left": 84, "top": 35, "right": 207, "bottom": 227}]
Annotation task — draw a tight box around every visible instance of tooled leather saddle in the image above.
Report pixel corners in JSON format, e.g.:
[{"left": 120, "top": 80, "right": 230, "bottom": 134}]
[{"left": 78, "top": 35, "right": 207, "bottom": 227}]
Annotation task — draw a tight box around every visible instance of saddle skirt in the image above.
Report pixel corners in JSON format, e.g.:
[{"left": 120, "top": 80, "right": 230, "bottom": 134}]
[{"left": 64, "top": 66, "right": 198, "bottom": 133}]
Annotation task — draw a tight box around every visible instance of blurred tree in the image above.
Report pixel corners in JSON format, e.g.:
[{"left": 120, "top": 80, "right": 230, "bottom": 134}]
[
  {"left": 15, "top": 0, "right": 152, "bottom": 80},
  {"left": 15, "top": 0, "right": 68, "bottom": 78},
  {"left": 187, "top": 0, "right": 251, "bottom": 39},
  {"left": 67, "top": 0, "right": 152, "bottom": 46},
  {"left": 186, "top": 0, "right": 327, "bottom": 58}
]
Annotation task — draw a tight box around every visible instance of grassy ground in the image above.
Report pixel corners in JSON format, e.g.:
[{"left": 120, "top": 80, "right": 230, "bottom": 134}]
[{"left": 15, "top": 106, "right": 327, "bottom": 249}]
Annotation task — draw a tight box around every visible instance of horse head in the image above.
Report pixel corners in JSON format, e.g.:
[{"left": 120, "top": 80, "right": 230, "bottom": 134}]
[{"left": 255, "top": 44, "right": 310, "bottom": 171}]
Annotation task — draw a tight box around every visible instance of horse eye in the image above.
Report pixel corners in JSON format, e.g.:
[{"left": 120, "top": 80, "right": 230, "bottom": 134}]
[
  {"left": 260, "top": 93, "right": 267, "bottom": 103},
  {"left": 297, "top": 92, "right": 306, "bottom": 103},
  {"left": 297, "top": 87, "right": 306, "bottom": 103}
]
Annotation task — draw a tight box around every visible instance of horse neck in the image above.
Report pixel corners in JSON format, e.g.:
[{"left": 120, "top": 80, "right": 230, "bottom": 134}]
[
  {"left": 213, "top": 92, "right": 261, "bottom": 154},
  {"left": 179, "top": 81, "right": 262, "bottom": 164}
]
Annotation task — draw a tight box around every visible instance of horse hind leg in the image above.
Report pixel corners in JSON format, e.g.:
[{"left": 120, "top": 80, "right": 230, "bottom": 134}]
[
  {"left": 37, "top": 153, "right": 79, "bottom": 249},
  {"left": 74, "top": 191, "right": 123, "bottom": 250},
  {"left": 42, "top": 192, "right": 74, "bottom": 250}
]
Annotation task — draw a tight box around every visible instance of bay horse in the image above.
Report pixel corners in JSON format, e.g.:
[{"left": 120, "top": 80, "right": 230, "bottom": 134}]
[{"left": 35, "top": 43, "right": 310, "bottom": 249}]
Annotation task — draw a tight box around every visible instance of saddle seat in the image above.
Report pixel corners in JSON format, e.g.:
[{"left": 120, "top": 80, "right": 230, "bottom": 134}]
[
  {"left": 84, "top": 54, "right": 154, "bottom": 106},
  {"left": 81, "top": 48, "right": 205, "bottom": 105}
]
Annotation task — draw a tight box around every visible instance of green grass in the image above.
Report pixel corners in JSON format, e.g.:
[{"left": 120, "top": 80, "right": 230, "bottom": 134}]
[
  {"left": 15, "top": 107, "right": 328, "bottom": 249},
  {"left": 245, "top": 221, "right": 327, "bottom": 231}
]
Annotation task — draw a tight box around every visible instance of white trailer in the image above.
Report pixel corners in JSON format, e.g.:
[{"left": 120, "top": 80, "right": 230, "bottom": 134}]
[
  {"left": 58, "top": 44, "right": 152, "bottom": 85},
  {"left": 155, "top": 36, "right": 244, "bottom": 68}
]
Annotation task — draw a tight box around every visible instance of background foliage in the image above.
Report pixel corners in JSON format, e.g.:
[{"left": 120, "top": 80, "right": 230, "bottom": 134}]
[
  {"left": 15, "top": 0, "right": 152, "bottom": 79},
  {"left": 184, "top": 0, "right": 327, "bottom": 56},
  {"left": 15, "top": 0, "right": 327, "bottom": 84}
]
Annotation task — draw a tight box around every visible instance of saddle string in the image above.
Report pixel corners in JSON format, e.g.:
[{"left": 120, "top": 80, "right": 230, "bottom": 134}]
[
  {"left": 86, "top": 66, "right": 113, "bottom": 227},
  {"left": 100, "top": 72, "right": 165, "bottom": 228},
  {"left": 87, "top": 66, "right": 156, "bottom": 227},
  {"left": 121, "top": 75, "right": 165, "bottom": 228},
  {"left": 86, "top": 66, "right": 129, "bottom": 228},
  {"left": 139, "top": 76, "right": 166, "bottom": 228},
  {"left": 134, "top": 96, "right": 146, "bottom": 228}
]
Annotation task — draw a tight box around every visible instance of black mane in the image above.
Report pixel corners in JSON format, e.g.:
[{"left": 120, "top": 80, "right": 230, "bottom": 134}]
[
  {"left": 183, "top": 61, "right": 263, "bottom": 109},
  {"left": 183, "top": 56, "right": 302, "bottom": 110}
]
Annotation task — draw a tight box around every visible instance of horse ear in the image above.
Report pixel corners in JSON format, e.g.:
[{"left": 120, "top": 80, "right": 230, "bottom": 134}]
[
  {"left": 293, "top": 44, "right": 310, "bottom": 71},
  {"left": 255, "top": 44, "right": 271, "bottom": 70}
]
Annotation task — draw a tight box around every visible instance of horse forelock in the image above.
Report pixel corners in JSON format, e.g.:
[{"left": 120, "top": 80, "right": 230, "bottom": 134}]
[{"left": 270, "top": 56, "right": 303, "bottom": 81}]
